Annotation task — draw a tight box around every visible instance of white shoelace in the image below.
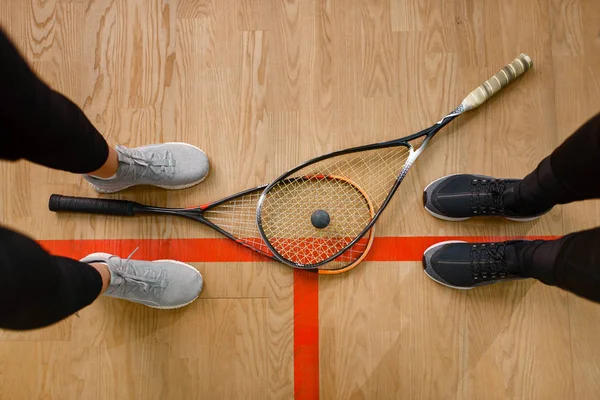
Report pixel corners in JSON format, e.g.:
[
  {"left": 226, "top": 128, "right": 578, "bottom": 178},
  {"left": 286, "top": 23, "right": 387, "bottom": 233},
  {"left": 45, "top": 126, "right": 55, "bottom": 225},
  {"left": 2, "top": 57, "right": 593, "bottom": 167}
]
[
  {"left": 116, "top": 145, "right": 176, "bottom": 181},
  {"left": 108, "top": 248, "right": 167, "bottom": 296}
]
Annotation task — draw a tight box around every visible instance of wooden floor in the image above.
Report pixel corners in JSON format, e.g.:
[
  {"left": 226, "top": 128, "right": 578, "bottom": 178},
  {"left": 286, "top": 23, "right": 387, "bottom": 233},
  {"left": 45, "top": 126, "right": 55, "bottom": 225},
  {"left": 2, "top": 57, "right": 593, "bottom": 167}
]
[{"left": 1, "top": 0, "right": 600, "bottom": 398}]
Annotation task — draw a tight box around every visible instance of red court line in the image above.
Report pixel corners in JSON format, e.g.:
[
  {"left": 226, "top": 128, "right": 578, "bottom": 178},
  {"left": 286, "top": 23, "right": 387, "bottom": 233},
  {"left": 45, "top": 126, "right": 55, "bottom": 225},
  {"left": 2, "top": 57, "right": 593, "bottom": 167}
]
[
  {"left": 39, "top": 238, "right": 269, "bottom": 263},
  {"left": 293, "top": 270, "right": 320, "bottom": 400},
  {"left": 38, "top": 235, "right": 559, "bottom": 263},
  {"left": 363, "top": 235, "right": 560, "bottom": 261},
  {"left": 38, "top": 235, "right": 558, "bottom": 400}
]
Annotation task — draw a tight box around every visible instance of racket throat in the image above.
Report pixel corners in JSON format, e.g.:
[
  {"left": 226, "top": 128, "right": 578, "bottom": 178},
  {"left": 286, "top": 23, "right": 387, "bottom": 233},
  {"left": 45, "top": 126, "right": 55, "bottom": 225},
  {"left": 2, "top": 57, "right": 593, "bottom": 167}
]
[
  {"left": 410, "top": 134, "right": 433, "bottom": 160},
  {"left": 437, "top": 105, "right": 465, "bottom": 125}
]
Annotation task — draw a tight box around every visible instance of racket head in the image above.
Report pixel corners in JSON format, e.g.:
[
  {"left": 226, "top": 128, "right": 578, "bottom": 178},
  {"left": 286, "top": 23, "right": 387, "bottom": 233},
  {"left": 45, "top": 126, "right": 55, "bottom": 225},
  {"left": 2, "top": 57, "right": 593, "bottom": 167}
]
[
  {"left": 256, "top": 161, "right": 395, "bottom": 269},
  {"left": 199, "top": 180, "right": 376, "bottom": 273}
]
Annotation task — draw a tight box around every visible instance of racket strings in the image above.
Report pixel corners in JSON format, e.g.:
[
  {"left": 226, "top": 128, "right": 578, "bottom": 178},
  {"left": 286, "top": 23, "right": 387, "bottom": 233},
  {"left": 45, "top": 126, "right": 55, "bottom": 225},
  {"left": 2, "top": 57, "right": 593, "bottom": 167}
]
[
  {"left": 260, "top": 178, "right": 374, "bottom": 267},
  {"left": 336, "top": 147, "right": 411, "bottom": 208},
  {"left": 203, "top": 187, "right": 371, "bottom": 268},
  {"left": 259, "top": 145, "right": 412, "bottom": 266},
  {"left": 203, "top": 191, "right": 270, "bottom": 254}
]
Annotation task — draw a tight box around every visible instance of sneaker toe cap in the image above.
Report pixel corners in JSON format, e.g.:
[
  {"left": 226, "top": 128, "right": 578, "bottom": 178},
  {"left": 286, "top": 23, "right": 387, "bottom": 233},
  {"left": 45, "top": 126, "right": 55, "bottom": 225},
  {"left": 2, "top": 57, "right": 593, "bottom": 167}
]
[
  {"left": 161, "top": 262, "right": 204, "bottom": 307},
  {"left": 422, "top": 241, "right": 472, "bottom": 288},
  {"left": 422, "top": 178, "right": 444, "bottom": 215},
  {"left": 423, "top": 174, "right": 494, "bottom": 220},
  {"left": 171, "top": 144, "right": 210, "bottom": 182},
  {"left": 422, "top": 242, "right": 450, "bottom": 284},
  {"left": 423, "top": 175, "right": 461, "bottom": 219}
]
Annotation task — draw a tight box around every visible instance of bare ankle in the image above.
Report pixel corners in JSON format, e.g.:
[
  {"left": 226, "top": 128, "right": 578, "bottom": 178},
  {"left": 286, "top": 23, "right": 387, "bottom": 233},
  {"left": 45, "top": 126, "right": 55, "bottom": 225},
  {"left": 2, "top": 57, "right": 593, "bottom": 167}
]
[
  {"left": 90, "top": 262, "right": 111, "bottom": 293},
  {"left": 89, "top": 147, "right": 118, "bottom": 178}
]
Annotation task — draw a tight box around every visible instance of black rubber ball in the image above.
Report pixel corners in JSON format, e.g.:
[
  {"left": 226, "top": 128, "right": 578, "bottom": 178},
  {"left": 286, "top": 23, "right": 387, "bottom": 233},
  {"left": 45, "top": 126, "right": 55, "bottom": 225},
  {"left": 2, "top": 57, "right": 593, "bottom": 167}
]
[{"left": 311, "top": 210, "right": 330, "bottom": 229}]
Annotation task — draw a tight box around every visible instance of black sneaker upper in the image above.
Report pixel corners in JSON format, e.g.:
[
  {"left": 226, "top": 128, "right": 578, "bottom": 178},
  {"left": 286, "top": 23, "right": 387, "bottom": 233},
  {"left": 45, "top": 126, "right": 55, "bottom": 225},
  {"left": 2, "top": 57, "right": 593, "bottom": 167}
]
[
  {"left": 423, "top": 241, "right": 525, "bottom": 289},
  {"left": 423, "top": 174, "right": 548, "bottom": 220}
]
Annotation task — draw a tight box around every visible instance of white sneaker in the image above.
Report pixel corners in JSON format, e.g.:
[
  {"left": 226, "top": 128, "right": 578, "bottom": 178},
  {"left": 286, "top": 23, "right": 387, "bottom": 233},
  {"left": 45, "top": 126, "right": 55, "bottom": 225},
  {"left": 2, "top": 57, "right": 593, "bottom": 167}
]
[
  {"left": 84, "top": 142, "right": 210, "bottom": 193},
  {"left": 81, "top": 250, "right": 203, "bottom": 309}
]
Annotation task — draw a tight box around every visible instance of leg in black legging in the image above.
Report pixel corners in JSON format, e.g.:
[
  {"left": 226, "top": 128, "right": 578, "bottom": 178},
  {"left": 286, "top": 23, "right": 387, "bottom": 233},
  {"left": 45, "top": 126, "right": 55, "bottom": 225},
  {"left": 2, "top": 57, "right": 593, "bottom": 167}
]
[
  {"left": 0, "top": 27, "right": 204, "bottom": 330},
  {"left": 510, "top": 112, "right": 600, "bottom": 214},
  {"left": 512, "top": 112, "right": 600, "bottom": 301},
  {"left": 0, "top": 27, "right": 109, "bottom": 172},
  {"left": 0, "top": 227, "right": 103, "bottom": 330},
  {"left": 0, "top": 28, "right": 109, "bottom": 329},
  {"left": 423, "top": 112, "right": 600, "bottom": 303},
  {"left": 519, "top": 227, "right": 600, "bottom": 303}
]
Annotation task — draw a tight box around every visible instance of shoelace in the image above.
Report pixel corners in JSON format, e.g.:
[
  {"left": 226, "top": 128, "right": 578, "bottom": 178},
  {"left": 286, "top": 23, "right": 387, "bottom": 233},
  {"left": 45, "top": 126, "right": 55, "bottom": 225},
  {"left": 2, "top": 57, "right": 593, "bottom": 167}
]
[
  {"left": 470, "top": 243, "right": 513, "bottom": 282},
  {"left": 470, "top": 179, "right": 506, "bottom": 215},
  {"left": 116, "top": 145, "right": 176, "bottom": 181},
  {"left": 109, "top": 248, "right": 166, "bottom": 295}
]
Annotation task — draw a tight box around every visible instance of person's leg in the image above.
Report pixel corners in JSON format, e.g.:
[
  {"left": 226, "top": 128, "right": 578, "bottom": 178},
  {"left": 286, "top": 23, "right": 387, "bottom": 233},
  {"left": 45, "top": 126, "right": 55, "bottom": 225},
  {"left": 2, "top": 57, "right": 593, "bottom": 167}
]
[
  {"left": 420, "top": 112, "right": 600, "bottom": 301},
  {"left": 535, "top": 227, "right": 600, "bottom": 303},
  {"left": 0, "top": 226, "right": 204, "bottom": 330},
  {"left": 0, "top": 27, "right": 110, "bottom": 173},
  {"left": 0, "top": 27, "right": 210, "bottom": 190},
  {"left": 512, "top": 111, "right": 600, "bottom": 213},
  {"left": 0, "top": 28, "right": 209, "bottom": 330},
  {"left": 422, "top": 112, "right": 600, "bottom": 220},
  {"left": 421, "top": 226, "right": 600, "bottom": 303},
  {"left": 0, "top": 226, "right": 104, "bottom": 330}
]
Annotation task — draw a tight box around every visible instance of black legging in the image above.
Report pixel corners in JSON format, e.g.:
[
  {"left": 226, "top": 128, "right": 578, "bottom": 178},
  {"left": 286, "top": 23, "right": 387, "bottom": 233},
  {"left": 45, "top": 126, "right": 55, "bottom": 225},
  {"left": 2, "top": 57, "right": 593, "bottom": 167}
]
[
  {"left": 0, "top": 29, "right": 108, "bottom": 172},
  {"left": 1, "top": 27, "right": 600, "bottom": 331},
  {"left": 513, "top": 111, "right": 600, "bottom": 302},
  {"left": 0, "top": 28, "right": 104, "bottom": 330}
]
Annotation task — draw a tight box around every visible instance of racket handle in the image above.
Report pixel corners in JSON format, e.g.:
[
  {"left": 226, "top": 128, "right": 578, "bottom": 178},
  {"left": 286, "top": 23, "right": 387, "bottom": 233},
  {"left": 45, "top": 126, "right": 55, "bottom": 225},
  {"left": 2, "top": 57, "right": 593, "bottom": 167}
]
[
  {"left": 460, "top": 53, "right": 532, "bottom": 111},
  {"left": 49, "top": 194, "right": 139, "bottom": 216}
]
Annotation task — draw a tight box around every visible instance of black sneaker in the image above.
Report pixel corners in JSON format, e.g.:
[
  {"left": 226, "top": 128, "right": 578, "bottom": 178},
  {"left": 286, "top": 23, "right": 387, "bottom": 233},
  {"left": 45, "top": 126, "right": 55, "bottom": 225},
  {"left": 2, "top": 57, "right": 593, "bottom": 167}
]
[
  {"left": 423, "top": 174, "right": 549, "bottom": 222},
  {"left": 422, "top": 240, "right": 527, "bottom": 289}
]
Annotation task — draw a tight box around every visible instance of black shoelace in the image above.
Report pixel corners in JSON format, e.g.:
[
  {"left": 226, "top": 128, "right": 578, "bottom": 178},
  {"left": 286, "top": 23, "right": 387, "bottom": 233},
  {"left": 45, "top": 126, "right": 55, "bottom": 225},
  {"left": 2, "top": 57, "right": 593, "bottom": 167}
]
[
  {"left": 470, "top": 243, "right": 515, "bottom": 282},
  {"left": 470, "top": 179, "right": 506, "bottom": 215}
]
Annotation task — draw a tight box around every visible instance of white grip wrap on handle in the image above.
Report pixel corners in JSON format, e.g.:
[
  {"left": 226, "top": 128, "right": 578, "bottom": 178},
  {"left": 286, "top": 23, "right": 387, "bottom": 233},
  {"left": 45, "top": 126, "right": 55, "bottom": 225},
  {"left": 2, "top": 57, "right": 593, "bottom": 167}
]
[{"left": 460, "top": 53, "right": 532, "bottom": 111}]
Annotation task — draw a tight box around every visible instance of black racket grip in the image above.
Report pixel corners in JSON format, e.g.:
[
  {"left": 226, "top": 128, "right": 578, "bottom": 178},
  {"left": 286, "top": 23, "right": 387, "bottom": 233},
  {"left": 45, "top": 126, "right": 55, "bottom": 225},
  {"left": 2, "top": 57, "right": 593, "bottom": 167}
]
[{"left": 49, "top": 194, "right": 139, "bottom": 217}]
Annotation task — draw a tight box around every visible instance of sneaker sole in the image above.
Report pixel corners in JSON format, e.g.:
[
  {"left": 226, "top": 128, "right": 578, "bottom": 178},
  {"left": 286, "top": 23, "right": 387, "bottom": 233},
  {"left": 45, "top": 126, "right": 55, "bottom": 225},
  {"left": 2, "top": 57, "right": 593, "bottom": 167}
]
[
  {"left": 423, "top": 174, "right": 542, "bottom": 222},
  {"left": 86, "top": 143, "right": 210, "bottom": 194},
  {"left": 81, "top": 252, "right": 203, "bottom": 309}
]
